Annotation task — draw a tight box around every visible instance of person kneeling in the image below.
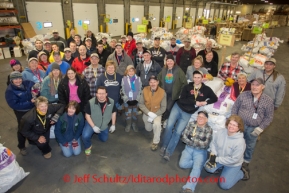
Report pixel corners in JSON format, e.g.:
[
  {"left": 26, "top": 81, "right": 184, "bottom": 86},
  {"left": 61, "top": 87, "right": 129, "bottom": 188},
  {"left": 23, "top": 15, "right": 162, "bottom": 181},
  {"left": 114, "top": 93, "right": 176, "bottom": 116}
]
[
  {"left": 20, "top": 96, "right": 64, "bottom": 159},
  {"left": 179, "top": 111, "right": 212, "bottom": 193},
  {"left": 54, "top": 101, "right": 84, "bottom": 157},
  {"left": 204, "top": 115, "right": 248, "bottom": 190},
  {"left": 82, "top": 86, "right": 117, "bottom": 156}
]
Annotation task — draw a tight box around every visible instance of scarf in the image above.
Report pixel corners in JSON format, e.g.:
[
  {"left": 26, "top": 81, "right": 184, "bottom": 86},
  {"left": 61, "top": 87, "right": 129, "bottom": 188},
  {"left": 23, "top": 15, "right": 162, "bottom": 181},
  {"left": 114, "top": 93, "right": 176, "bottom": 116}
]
[
  {"left": 49, "top": 77, "right": 59, "bottom": 96},
  {"left": 129, "top": 75, "right": 136, "bottom": 92}
]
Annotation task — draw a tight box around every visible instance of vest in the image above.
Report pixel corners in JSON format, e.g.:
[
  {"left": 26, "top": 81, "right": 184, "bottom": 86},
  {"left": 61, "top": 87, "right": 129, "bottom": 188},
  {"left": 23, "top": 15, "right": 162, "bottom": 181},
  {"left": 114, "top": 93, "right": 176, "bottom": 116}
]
[
  {"left": 143, "top": 86, "right": 165, "bottom": 113},
  {"left": 89, "top": 97, "right": 115, "bottom": 131}
]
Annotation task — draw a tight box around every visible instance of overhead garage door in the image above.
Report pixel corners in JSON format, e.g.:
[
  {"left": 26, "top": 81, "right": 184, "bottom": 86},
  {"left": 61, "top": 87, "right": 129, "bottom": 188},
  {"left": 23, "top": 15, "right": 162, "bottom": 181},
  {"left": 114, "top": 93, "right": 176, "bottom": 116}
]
[
  {"left": 105, "top": 4, "right": 124, "bottom": 37},
  {"left": 130, "top": 5, "right": 144, "bottom": 34}
]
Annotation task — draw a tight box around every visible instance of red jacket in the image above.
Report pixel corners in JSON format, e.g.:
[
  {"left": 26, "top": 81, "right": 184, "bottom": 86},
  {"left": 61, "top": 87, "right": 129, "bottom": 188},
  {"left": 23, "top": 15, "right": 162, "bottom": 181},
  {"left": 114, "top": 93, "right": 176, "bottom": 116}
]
[
  {"left": 124, "top": 39, "right": 136, "bottom": 57},
  {"left": 71, "top": 55, "right": 91, "bottom": 74}
]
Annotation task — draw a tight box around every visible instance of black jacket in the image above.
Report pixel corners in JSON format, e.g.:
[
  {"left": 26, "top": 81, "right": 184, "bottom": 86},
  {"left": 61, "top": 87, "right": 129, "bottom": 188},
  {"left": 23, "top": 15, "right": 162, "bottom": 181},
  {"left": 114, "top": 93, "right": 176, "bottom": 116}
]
[
  {"left": 197, "top": 49, "right": 219, "bottom": 66},
  {"left": 136, "top": 60, "right": 162, "bottom": 87},
  {"left": 58, "top": 75, "right": 91, "bottom": 111},
  {"left": 131, "top": 47, "right": 148, "bottom": 68},
  {"left": 96, "top": 49, "right": 110, "bottom": 66},
  {"left": 204, "top": 60, "right": 218, "bottom": 77},
  {"left": 20, "top": 104, "right": 64, "bottom": 141},
  {"left": 177, "top": 82, "right": 217, "bottom": 114}
]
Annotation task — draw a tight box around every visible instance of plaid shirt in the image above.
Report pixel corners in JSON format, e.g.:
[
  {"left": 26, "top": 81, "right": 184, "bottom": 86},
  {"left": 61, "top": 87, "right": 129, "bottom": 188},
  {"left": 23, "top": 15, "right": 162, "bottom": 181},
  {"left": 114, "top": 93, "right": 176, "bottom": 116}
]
[
  {"left": 218, "top": 62, "right": 244, "bottom": 81},
  {"left": 231, "top": 91, "right": 274, "bottom": 130},
  {"left": 181, "top": 122, "right": 212, "bottom": 150},
  {"left": 82, "top": 65, "right": 105, "bottom": 97}
]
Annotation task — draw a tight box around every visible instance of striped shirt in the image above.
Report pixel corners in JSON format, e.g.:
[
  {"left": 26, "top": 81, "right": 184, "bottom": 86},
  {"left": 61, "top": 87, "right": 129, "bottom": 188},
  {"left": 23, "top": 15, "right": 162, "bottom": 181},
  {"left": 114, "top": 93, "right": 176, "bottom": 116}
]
[
  {"left": 181, "top": 122, "right": 212, "bottom": 149},
  {"left": 231, "top": 91, "right": 274, "bottom": 130},
  {"left": 82, "top": 65, "right": 105, "bottom": 97}
]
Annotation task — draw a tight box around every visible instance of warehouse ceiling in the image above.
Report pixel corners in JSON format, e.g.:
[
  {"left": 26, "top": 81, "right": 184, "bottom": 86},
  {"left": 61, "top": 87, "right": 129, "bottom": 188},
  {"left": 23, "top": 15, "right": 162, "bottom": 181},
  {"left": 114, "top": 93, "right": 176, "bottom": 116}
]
[{"left": 235, "top": 0, "right": 287, "bottom": 4}]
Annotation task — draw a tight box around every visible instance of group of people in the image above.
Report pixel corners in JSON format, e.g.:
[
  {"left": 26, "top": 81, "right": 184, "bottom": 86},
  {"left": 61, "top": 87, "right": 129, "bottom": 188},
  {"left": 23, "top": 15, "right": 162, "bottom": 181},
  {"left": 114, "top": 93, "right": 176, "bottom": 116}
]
[{"left": 5, "top": 30, "right": 286, "bottom": 193}]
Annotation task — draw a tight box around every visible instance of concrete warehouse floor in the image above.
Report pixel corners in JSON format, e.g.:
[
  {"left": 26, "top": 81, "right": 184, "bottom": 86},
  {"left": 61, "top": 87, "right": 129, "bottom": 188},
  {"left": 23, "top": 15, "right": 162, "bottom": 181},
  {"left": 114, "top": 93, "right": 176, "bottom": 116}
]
[{"left": 1, "top": 27, "right": 288, "bottom": 193}]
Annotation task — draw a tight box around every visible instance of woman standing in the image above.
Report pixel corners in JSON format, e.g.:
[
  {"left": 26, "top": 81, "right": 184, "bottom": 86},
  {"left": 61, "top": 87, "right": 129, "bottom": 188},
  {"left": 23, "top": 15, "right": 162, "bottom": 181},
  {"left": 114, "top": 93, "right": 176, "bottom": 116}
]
[
  {"left": 40, "top": 63, "right": 62, "bottom": 103},
  {"left": 230, "top": 73, "right": 251, "bottom": 101},
  {"left": 22, "top": 57, "right": 45, "bottom": 84},
  {"left": 7, "top": 59, "right": 24, "bottom": 85},
  {"left": 121, "top": 65, "right": 142, "bottom": 132},
  {"left": 58, "top": 67, "right": 91, "bottom": 112},
  {"left": 54, "top": 101, "right": 84, "bottom": 157},
  {"left": 37, "top": 51, "right": 50, "bottom": 72},
  {"left": 203, "top": 51, "right": 218, "bottom": 77},
  {"left": 186, "top": 56, "right": 209, "bottom": 81},
  {"left": 157, "top": 54, "right": 187, "bottom": 128},
  {"left": 5, "top": 71, "right": 35, "bottom": 156},
  {"left": 204, "top": 115, "right": 247, "bottom": 189},
  {"left": 96, "top": 61, "right": 122, "bottom": 110}
]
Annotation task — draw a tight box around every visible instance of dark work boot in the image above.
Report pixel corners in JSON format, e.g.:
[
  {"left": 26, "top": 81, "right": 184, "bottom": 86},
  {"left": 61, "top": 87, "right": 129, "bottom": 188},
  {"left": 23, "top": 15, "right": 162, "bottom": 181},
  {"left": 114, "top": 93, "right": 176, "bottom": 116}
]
[
  {"left": 132, "top": 119, "right": 138, "bottom": 132},
  {"left": 241, "top": 162, "right": 250, "bottom": 180},
  {"left": 125, "top": 119, "right": 132, "bottom": 132}
]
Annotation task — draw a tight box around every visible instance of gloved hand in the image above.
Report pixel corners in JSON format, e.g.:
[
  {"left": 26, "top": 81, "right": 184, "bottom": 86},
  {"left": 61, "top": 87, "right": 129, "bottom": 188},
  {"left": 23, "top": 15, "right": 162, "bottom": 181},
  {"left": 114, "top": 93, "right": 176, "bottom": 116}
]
[
  {"left": 127, "top": 100, "right": 138, "bottom": 106},
  {"left": 225, "top": 77, "right": 235, "bottom": 87},
  {"left": 147, "top": 117, "right": 154, "bottom": 123},
  {"left": 109, "top": 125, "right": 116, "bottom": 133},
  {"left": 72, "top": 140, "right": 79, "bottom": 148},
  {"left": 148, "top": 112, "right": 157, "bottom": 119},
  {"left": 93, "top": 126, "right": 101, "bottom": 133},
  {"left": 51, "top": 114, "right": 60, "bottom": 123},
  {"left": 206, "top": 154, "right": 217, "bottom": 169},
  {"left": 251, "top": 127, "right": 263, "bottom": 137},
  {"left": 206, "top": 74, "right": 214, "bottom": 81},
  {"left": 63, "top": 142, "right": 69, "bottom": 147}
]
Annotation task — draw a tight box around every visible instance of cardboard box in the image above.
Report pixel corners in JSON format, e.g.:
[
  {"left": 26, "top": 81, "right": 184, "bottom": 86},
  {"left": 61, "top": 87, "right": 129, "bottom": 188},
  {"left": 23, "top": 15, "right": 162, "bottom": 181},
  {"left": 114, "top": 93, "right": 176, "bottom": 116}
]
[
  {"left": 0, "top": 48, "right": 4, "bottom": 59},
  {"left": 21, "top": 23, "right": 37, "bottom": 38},
  {"left": 3, "top": 47, "right": 11, "bottom": 58}
]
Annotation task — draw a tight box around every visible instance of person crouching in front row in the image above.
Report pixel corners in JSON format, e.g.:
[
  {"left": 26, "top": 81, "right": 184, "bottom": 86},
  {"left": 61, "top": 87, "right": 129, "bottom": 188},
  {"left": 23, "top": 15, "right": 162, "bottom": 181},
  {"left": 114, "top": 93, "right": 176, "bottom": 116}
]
[
  {"left": 54, "top": 101, "right": 84, "bottom": 157},
  {"left": 138, "top": 75, "right": 167, "bottom": 151}
]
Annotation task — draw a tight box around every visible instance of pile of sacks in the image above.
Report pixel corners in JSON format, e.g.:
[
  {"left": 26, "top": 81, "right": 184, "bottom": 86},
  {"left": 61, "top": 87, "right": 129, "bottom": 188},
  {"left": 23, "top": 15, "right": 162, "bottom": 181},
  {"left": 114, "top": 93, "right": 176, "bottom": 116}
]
[
  {"left": 219, "top": 28, "right": 236, "bottom": 35},
  {"left": 95, "top": 33, "right": 112, "bottom": 42},
  {"left": 189, "top": 77, "right": 235, "bottom": 136},
  {"left": 21, "top": 34, "right": 52, "bottom": 56},
  {"left": 0, "top": 143, "right": 29, "bottom": 192},
  {"left": 150, "top": 27, "right": 173, "bottom": 41}
]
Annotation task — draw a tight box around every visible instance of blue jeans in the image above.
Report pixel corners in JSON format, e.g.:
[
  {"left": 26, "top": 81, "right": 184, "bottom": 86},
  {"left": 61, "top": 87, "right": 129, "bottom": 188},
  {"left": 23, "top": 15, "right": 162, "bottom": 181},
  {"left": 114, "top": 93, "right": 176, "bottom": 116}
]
[
  {"left": 162, "top": 103, "right": 192, "bottom": 156},
  {"left": 204, "top": 162, "right": 244, "bottom": 190},
  {"left": 179, "top": 145, "right": 207, "bottom": 191},
  {"left": 243, "top": 125, "right": 258, "bottom": 162},
  {"left": 59, "top": 138, "right": 82, "bottom": 157},
  {"left": 82, "top": 121, "right": 109, "bottom": 149}
]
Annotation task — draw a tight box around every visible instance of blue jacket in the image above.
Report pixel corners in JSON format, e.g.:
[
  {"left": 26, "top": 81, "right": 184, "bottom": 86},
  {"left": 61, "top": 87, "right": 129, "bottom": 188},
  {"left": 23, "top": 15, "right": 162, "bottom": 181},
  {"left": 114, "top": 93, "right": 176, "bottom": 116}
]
[
  {"left": 46, "top": 61, "right": 70, "bottom": 76},
  {"left": 54, "top": 112, "right": 84, "bottom": 144},
  {"left": 5, "top": 80, "right": 35, "bottom": 111},
  {"left": 22, "top": 67, "right": 45, "bottom": 83}
]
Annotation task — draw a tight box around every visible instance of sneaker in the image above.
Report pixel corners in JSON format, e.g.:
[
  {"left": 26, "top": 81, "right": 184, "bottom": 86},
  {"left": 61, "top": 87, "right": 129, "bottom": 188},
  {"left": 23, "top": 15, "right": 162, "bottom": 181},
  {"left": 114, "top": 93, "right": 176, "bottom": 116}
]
[
  {"left": 159, "top": 147, "right": 166, "bottom": 157},
  {"left": 180, "top": 188, "right": 194, "bottom": 193},
  {"left": 151, "top": 143, "right": 158, "bottom": 151},
  {"left": 163, "top": 152, "right": 170, "bottom": 161},
  {"left": 20, "top": 148, "right": 27, "bottom": 156},
  {"left": 85, "top": 146, "right": 92, "bottom": 156},
  {"left": 43, "top": 152, "right": 52, "bottom": 159}
]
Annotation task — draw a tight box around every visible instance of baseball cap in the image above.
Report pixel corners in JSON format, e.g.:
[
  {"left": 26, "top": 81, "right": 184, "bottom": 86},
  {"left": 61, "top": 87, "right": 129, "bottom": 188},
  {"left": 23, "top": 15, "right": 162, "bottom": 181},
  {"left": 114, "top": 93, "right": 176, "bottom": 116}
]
[
  {"left": 52, "top": 29, "right": 58, "bottom": 34},
  {"left": 171, "top": 36, "right": 177, "bottom": 40},
  {"left": 28, "top": 57, "right": 38, "bottom": 63},
  {"left": 85, "top": 38, "right": 92, "bottom": 41},
  {"left": 143, "top": 50, "right": 151, "bottom": 55},
  {"left": 90, "top": 53, "right": 99, "bottom": 58},
  {"left": 184, "top": 37, "right": 191, "bottom": 42},
  {"left": 251, "top": 78, "right": 265, "bottom": 85},
  {"left": 148, "top": 75, "right": 158, "bottom": 81},
  {"left": 44, "top": 41, "right": 51, "bottom": 45},
  {"left": 115, "top": 43, "right": 122, "bottom": 47},
  {"left": 64, "top": 48, "right": 71, "bottom": 52},
  {"left": 136, "top": 40, "right": 143, "bottom": 44},
  {"left": 121, "top": 35, "right": 127, "bottom": 39},
  {"left": 265, "top": 58, "right": 276, "bottom": 65},
  {"left": 198, "top": 111, "right": 208, "bottom": 118}
]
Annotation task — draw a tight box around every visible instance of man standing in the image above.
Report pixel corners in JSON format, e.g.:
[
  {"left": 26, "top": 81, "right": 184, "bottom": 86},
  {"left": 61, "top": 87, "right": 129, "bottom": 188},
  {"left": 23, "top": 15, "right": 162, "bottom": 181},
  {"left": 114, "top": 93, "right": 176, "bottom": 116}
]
[
  {"left": 179, "top": 111, "right": 212, "bottom": 193},
  {"left": 96, "top": 41, "right": 110, "bottom": 66},
  {"left": 102, "top": 35, "right": 111, "bottom": 50},
  {"left": 44, "top": 41, "right": 52, "bottom": 54},
  {"left": 74, "top": 34, "right": 83, "bottom": 48},
  {"left": 131, "top": 40, "right": 147, "bottom": 68},
  {"left": 46, "top": 52, "right": 70, "bottom": 75},
  {"left": 69, "top": 41, "right": 79, "bottom": 58},
  {"left": 82, "top": 86, "right": 116, "bottom": 156},
  {"left": 176, "top": 38, "right": 196, "bottom": 73},
  {"left": 149, "top": 37, "right": 166, "bottom": 68},
  {"left": 231, "top": 78, "right": 274, "bottom": 177},
  {"left": 138, "top": 75, "right": 167, "bottom": 151},
  {"left": 67, "top": 29, "right": 75, "bottom": 48},
  {"left": 197, "top": 40, "right": 219, "bottom": 65},
  {"left": 165, "top": 36, "right": 179, "bottom": 60},
  {"left": 28, "top": 39, "right": 49, "bottom": 59},
  {"left": 72, "top": 45, "right": 91, "bottom": 74},
  {"left": 62, "top": 48, "right": 74, "bottom": 65},
  {"left": 49, "top": 30, "right": 66, "bottom": 52},
  {"left": 136, "top": 50, "right": 161, "bottom": 87},
  {"left": 85, "top": 38, "right": 96, "bottom": 55},
  {"left": 124, "top": 32, "right": 136, "bottom": 57},
  {"left": 248, "top": 58, "right": 286, "bottom": 110},
  {"left": 107, "top": 43, "right": 133, "bottom": 76},
  {"left": 82, "top": 53, "right": 105, "bottom": 98},
  {"left": 218, "top": 52, "right": 243, "bottom": 81}
]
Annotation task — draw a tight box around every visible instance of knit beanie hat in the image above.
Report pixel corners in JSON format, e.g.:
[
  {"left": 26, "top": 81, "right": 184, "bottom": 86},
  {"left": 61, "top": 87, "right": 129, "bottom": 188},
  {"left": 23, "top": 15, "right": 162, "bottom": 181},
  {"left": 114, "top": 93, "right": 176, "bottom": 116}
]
[
  {"left": 51, "top": 62, "right": 60, "bottom": 71},
  {"left": 10, "top": 71, "right": 22, "bottom": 81},
  {"left": 10, "top": 59, "right": 21, "bottom": 67},
  {"left": 166, "top": 54, "right": 175, "bottom": 61}
]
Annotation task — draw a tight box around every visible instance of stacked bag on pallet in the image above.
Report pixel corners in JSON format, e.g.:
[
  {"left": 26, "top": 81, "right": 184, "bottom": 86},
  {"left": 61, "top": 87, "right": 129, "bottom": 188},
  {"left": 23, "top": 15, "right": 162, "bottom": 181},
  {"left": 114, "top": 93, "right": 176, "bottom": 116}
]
[
  {"left": 21, "top": 34, "right": 53, "bottom": 56},
  {"left": 0, "top": 144, "right": 29, "bottom": 193}
]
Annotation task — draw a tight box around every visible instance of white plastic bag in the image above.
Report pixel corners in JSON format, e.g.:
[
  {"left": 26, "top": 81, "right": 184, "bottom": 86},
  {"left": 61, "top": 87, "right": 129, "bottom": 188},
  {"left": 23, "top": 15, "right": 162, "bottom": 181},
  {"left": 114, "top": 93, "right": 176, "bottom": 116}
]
[
  {"left": 204, "top": 77, "right": 224, "bottom": 94},
  {"left": 0, "top": 144, "right": 29, "bottom": 193}
]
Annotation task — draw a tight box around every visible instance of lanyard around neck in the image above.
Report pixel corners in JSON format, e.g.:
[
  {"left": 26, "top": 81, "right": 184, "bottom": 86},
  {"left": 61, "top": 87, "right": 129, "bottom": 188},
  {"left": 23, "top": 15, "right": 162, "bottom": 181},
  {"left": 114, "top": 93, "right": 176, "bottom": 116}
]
[
  {"left": 105, "top": 72, "right": 116, "bottom": 81},
  {"left": 37, "top": 115, "right": 46, "bottom": 126}
]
